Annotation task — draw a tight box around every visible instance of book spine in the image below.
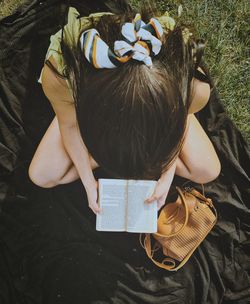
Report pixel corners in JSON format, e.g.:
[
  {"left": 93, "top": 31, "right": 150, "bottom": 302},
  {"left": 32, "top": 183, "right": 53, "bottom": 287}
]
[{"left": 125, "top": 180, "right": 129, "bottom": 232}]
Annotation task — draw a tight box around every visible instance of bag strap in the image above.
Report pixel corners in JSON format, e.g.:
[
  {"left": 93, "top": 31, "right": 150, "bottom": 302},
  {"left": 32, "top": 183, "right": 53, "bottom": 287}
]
[
  {"left": 140, "top": 233, "right": 177, "bottom": 271},
  {"left": 154, "top": 186, "right": 189, "bottom": 238}
]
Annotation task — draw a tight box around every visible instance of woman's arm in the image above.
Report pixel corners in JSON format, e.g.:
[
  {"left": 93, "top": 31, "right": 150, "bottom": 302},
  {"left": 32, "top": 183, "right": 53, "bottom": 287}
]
[
  {"left": 145, "top": 158, "right": 177, "bottom": 210},
  {"left": 59, "top": 123, "right": 100, "bottom": 214},
  {"left": 41, "top": 59, "right": 101, "bottom": 214}
]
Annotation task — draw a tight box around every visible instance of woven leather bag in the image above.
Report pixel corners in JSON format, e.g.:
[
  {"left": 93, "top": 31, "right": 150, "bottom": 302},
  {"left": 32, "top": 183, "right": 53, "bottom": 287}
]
[{"left": 140, "top": 186, "right": 217, "bottom": 271}]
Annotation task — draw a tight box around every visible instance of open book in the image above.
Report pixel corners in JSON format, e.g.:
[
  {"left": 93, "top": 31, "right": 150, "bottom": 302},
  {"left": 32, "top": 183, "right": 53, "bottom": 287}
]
[{"left": 96, "top": 178, "right": 158, "bottom": 233}]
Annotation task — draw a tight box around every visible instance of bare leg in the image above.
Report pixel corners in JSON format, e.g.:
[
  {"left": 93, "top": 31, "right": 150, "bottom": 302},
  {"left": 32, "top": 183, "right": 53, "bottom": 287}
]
[
  {"left": 28, "top": 116, "right": 98, "bottom": 188},
  {"left": 175, "top": 114, "right": 221, "bottom": 183},
  {"left": 57, "top": 164, "right": 79, "bottom": 185}
]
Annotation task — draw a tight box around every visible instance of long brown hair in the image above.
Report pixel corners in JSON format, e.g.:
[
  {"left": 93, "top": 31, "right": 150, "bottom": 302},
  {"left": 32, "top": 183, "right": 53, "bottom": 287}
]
[{"left": 51, "top": 3, "right": 207, "bottom": 180}]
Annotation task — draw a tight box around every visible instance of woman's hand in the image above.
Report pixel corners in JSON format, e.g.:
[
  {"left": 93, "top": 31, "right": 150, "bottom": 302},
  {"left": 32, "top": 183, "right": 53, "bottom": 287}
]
[
  {"left": 85, "top": 178, "right": 101, "bottom": 215},
  {"left": 145, "top": 159, "right": 178, "bottom": 210},
  {"left": 86, "top": 154, "right": 101, "bottom": 214}
]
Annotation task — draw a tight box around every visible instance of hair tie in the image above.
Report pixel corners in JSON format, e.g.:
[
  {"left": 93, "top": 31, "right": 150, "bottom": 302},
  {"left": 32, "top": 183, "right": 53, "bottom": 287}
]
[{"left": 80, "top": 13, "right": 164, "bottom": 68}]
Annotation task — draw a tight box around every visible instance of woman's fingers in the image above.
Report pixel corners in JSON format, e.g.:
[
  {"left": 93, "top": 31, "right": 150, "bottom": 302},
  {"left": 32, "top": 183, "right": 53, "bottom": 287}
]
[
  {"left": 88, "top": 195, "right": 102, "bottom": 214},
  {"left": 145, "top": 194, "right": 166, "bottom": 210},
  {"left": 86, "top": 181, "right": 102, "bottom": 215},
  {"left": 144, "top": 195, "right": 157, "bottom": 204},
  {"left": 91, "top": 204, "right": 101, "bottom": 215},
  {"left": 144, "top": 180, "right": 168, "bottom": 210},
  {"left": 145, "top": 181, "right": 162, "bottom": 204}
]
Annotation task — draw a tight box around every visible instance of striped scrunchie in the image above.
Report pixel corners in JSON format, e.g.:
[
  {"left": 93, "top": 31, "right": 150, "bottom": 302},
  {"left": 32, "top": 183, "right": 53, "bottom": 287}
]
[{"left": 80, "top": 13, "right": 164, "bottom": 68}]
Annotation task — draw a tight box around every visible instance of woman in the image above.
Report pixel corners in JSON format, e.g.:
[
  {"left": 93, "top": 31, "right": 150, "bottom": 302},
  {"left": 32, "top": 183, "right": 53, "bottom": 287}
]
[{"left": 28, "top": 4, "right": 221, "bottom": 214}]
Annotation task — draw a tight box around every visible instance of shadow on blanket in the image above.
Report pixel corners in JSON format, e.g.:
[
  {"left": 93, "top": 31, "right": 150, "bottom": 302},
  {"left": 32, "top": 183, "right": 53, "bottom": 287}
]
[{"left": 0, "top": 0, "right": 249, "bottom": 303}]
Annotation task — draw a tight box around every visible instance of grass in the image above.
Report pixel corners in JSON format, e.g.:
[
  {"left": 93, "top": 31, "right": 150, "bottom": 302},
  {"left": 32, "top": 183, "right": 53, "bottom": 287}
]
[
  {"left": 0, "top": 0, "right": 25, "bottom": 16},
  {"left": 1, "top": 0, "right": 249, "bottom": 142}
]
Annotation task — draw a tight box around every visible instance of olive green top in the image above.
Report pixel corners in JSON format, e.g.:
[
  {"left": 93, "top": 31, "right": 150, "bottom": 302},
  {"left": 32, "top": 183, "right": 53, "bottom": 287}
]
[{"left": 38, "top": 8, "right": 113, "bottom": 85}]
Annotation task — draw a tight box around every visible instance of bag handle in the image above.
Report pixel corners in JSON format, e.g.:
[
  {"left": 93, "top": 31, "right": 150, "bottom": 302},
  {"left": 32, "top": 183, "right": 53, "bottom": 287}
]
[
  {"left": 188, "top": 188, "right": 218, "bottom": 219},
  {"left": 139, "top": 186, "right": 217, "bottom": 271},
  {"left": 154, "top": 186, "right": 189, "bottom": 238}
]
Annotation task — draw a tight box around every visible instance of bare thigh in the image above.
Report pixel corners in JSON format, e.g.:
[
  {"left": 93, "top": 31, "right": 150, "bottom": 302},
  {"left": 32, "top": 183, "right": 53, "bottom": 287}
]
[{"left": 28, "top": 116, "right": 80, "bottom": 187}]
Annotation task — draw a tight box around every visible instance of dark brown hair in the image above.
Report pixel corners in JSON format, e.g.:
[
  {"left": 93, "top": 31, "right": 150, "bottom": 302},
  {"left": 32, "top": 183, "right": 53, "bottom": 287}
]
[{"left": 50, "top": 3, "right": 207, "bottom": 180}]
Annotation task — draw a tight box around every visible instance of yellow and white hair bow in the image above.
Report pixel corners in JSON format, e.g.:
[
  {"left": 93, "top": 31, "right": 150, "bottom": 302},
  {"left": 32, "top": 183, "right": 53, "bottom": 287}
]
[{"left": 80, "top": 13, "right": 164, "bottom": 68}]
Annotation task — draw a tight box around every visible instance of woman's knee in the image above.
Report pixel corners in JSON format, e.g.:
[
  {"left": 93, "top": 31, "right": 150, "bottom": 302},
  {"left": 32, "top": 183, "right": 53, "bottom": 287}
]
[
  {"left": 190, "top": 157, "right": 221, "bottom": 184},
  {"left": 28, "top": 162, "right": 58, "bottom": 188}
]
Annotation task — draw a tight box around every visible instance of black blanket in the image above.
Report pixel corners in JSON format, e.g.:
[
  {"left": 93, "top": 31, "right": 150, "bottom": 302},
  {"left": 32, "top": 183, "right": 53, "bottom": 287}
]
[{"left": 0, "top": 1, "right": 249, "bottom": 303}]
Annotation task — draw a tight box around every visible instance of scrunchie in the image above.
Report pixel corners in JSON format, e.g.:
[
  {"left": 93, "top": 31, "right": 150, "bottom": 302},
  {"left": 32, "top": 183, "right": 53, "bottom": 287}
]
[{"left": 80, "top": 13, "right": 164, "bottom": 68}]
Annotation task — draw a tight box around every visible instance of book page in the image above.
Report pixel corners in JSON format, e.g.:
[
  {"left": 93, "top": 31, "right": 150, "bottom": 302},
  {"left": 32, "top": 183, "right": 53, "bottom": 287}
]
[
  {"left": 96, "top": 179, "right": 127, "bottom": 231},
  {"left": 126, "top": 180, "right": 157, "bottom": 233}
]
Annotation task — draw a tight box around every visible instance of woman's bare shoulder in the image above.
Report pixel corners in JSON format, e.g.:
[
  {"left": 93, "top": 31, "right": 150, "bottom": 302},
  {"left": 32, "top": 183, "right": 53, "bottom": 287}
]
[
  {"left": 41, "top": 56, "right": 74, "bottom": 105},
  {"left": 188, "top": 67, "right": 211, "bottom": 114}
]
